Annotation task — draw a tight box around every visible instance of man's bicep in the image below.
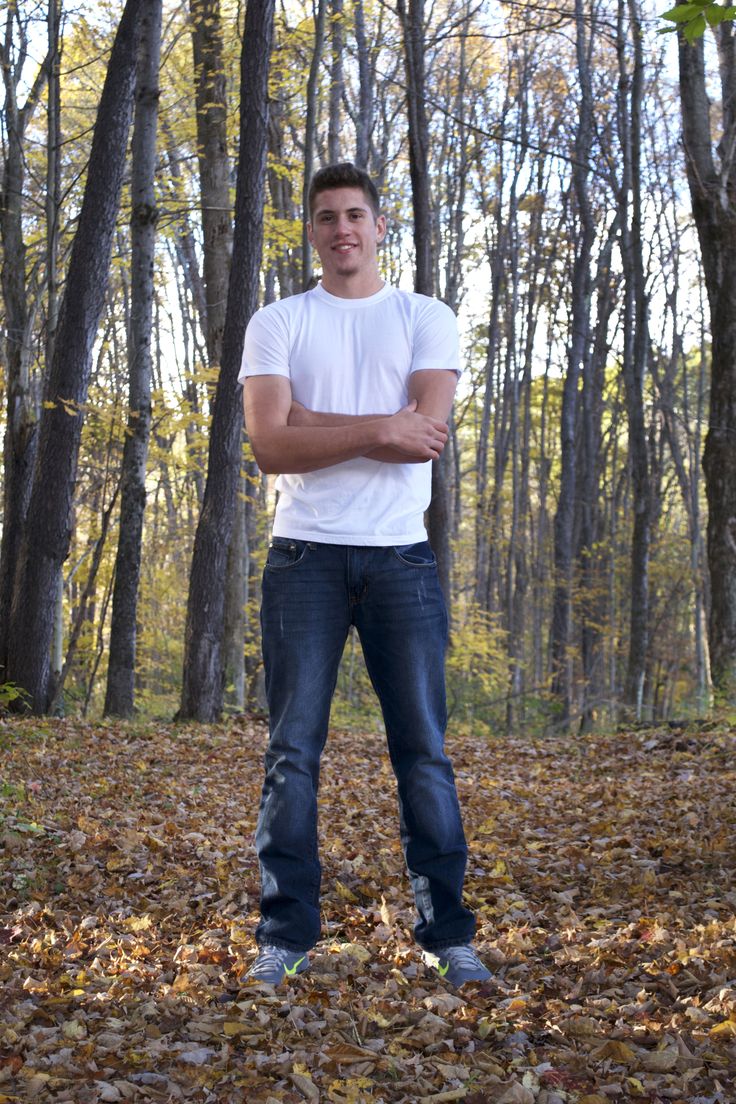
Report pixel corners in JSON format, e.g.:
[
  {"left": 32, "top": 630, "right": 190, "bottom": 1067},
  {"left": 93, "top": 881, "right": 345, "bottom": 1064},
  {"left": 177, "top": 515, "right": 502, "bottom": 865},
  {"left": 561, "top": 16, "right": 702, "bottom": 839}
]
[
  {"left": 409, "top": 369, "right": 458, "bottom": 422},
  {"left": 243, "top": 375, "right": 292, "bottom": 439}
]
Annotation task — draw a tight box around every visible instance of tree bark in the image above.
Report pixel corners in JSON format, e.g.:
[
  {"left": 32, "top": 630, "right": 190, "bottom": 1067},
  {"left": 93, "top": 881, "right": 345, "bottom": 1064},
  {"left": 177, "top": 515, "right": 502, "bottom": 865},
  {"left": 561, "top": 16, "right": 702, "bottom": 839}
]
[
  {"left": 617, "top": 0, "right": 651, "bottom": 716},
  {"left": 104, "top": 0, "right": 162, "bottom": 717},
  {"left": 301, "top": 0, "right": 327, "bottom": 289},
  {"left": 179, "top": 0, "right": 275, "bottom": 722},
  {"left": 398, "top": 0, "right": 453, "bottom": 603},
  {"left": 189, "top": 0, "right": 246, "bottom": 710},
  {"left": 549, "top": 0, "right": 595, "bottom": 725},
  {"left": 678, "top": 25, "right": 736, "bottom": 700},
  {"left": 0, "top": 12, "right": 50, "bottom": 677},
  {"left": 327, "top": 0, "right": 343, "bottom": 163},
  {"left": 5, "top": 0, "right": 145, "bottom": 713},
  {"left": 353, "top": 0, "right": 373, "bottom": 169}
]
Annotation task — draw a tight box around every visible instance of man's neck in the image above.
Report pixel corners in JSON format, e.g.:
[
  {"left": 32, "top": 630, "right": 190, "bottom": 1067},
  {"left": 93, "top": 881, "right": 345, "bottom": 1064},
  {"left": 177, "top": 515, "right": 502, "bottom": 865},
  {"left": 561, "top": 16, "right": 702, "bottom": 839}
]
[{"left": 319, "top": 273, "right": 385, "bottom": 300}]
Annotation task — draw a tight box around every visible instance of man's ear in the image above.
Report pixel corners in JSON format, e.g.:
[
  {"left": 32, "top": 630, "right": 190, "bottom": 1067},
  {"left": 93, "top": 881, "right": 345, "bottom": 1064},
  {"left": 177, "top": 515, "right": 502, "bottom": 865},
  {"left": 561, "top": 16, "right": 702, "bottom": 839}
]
[
  {"left": 306, "top": 221, "right": 314, "bottom": 245},
  {"left": 376, "top": 214, "right": 387, "bottom": 244}
]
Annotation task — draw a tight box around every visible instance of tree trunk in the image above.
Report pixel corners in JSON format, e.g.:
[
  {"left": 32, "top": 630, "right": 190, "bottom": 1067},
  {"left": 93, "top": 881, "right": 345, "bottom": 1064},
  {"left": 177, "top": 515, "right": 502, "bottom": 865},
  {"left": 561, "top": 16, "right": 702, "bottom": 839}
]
[
  {"left": 549, "top": 0, "right": 595, "bottom": 725},
  {"left": 578, "top": 226, "right": 617, "bottom": 731},
  {"left": 617, "top": 0, "right": 651, "bottom": 716},
  {"left": 47, "top": 0, "right": 63, "bottom": 696},
  {"left": 189, "top": 0, "right": 245, "bottom": 710},
  {"left": 678, "top": 25, "right": 736, "bottom": 701},
  {"left": 353, "top": 0, "right": 373, "bottom": 169},
  {"left": 179, "top": 0, "right": 275, "bottom": 722},
  {"left": 104, "top": 0, "right": 162, "bottom": 717},
  {"left": 398, "top": 0, "right": 453, "bottom": 603},
  {"left": 5, "top": 0, "right": 145, "bottom": 713},
  {"left": 0, "top": 18, "right": 50, "bottom": 677},
  {"left": 301, "top": 0, "right": 327, "bottom": 288},
  {"left": 327, "top": 0, "right": 343, "bottom": 163}
]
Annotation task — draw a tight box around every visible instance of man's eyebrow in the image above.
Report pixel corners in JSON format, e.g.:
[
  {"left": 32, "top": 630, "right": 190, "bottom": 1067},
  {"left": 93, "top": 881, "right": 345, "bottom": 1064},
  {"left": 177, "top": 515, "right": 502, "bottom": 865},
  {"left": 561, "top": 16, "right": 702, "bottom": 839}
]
[{"left": 314, "top": 205, "right": 369, "bottom": 216}]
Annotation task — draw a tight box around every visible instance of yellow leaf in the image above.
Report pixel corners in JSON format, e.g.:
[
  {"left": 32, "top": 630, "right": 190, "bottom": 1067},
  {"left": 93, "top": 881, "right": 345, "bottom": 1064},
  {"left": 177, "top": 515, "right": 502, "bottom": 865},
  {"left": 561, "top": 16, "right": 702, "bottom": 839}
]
[
  {"left": 223, "top": 1021, "right": 249, "bottom": 1037},
  {"left": 625, "top": 1077, "right": 647, "bottom": 1096},
  {"left": 335, "top": 879, "right": 359, "bottom": 903},
  {"left": 62, "top": 1019, "right": 87, "bottom": 1040},
  {"left": 710, "top": 1018, "right": 736, "bottom": 1037},
  {"left": 229, "top": 924, "right": 249, "bottom": 945},
  {"left": 124, "top": 914, "right": 153, "bottom": 932}
]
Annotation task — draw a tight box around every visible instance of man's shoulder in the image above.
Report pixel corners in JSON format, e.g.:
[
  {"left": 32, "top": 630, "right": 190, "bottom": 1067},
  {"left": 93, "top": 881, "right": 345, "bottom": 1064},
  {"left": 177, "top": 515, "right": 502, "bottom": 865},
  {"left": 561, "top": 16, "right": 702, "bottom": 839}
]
[
  {"left": 256, "top": 290, "right": 313, "bottom": 319},
  {"left": 247, "top": 291, "right": 314, "bottom": 340},
  {"left": 388, "top": 287, "right": 456, "bottom": 318}
]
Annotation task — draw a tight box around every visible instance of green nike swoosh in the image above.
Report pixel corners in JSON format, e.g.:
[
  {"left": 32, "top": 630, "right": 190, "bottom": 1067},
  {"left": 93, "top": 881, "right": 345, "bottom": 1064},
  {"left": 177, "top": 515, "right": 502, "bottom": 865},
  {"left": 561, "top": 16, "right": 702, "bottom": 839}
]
[
  {"left": 284, "top": 956, "right": 306, "bottom": 976},
  {"left": 437, "top": 960, "right": 450, "bottom": 977}
]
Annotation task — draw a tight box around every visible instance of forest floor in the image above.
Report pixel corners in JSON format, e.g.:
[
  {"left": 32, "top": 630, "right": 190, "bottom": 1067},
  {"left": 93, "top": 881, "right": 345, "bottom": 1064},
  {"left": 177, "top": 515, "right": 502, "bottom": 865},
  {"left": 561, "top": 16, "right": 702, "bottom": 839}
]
[{"left": 0, "top": 716, "right": 734, "bottom": 1104}]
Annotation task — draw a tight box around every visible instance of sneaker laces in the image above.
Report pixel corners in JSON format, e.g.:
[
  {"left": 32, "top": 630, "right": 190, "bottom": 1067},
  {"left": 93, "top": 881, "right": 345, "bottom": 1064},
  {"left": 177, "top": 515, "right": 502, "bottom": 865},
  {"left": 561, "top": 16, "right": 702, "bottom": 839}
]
[
  {"left": 249, "top": 947, "right": 289, "bottom": 978},
  {"left": 444, "top": 945, "right": 483, "bottom": 968}
]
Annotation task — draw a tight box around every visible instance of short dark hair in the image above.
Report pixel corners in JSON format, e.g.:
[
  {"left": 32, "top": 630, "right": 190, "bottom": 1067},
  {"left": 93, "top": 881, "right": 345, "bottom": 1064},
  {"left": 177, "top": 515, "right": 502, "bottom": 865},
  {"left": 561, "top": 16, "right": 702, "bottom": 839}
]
[{"left": 308, "top": 162, "right": 381, "bottom": 220}]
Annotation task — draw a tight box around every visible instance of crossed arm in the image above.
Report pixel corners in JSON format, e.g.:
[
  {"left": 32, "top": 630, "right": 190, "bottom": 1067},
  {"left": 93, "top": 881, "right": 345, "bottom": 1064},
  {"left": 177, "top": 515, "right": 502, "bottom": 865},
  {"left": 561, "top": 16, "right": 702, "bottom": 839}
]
[{"left": 243, "top": 369, "right": 457, "bottom": 475}]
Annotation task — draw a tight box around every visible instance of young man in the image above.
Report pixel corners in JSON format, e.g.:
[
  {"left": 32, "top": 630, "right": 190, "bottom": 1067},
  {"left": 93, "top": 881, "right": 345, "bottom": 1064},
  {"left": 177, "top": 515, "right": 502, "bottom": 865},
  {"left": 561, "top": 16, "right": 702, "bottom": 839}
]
[{"left": 238, "top": 162, "right": 489, "bottom": 988}]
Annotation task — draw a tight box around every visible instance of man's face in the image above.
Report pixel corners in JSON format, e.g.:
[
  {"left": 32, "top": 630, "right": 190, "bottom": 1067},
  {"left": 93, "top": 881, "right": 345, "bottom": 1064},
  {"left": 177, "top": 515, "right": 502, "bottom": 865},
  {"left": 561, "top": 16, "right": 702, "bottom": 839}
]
[{"left": 307, "top": 186, "right": 387, "bottom": 285}]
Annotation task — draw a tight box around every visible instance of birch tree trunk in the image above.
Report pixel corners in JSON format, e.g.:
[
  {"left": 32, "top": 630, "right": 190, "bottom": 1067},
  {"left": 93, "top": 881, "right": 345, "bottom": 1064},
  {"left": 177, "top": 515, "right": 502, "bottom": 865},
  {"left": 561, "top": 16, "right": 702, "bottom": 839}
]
[
  {"left": 104, "top": 0, "right": 162, "bottom": 717},
  {"left": 179, "top": 0, "right": 275, "bottom": 721},
  {"left": 5, "top": 0, "right": 145, "bottom": 713}
]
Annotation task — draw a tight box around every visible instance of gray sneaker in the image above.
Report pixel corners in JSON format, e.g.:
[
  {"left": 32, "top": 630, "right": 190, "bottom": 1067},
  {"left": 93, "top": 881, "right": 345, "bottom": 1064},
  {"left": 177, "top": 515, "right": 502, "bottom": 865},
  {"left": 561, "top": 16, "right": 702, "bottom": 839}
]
[
  {"left": 246, "top": 946, "right": 310, "bottom": 985},
  {"left": 422, "top": 945, "right": 491, "bottom": 986}
]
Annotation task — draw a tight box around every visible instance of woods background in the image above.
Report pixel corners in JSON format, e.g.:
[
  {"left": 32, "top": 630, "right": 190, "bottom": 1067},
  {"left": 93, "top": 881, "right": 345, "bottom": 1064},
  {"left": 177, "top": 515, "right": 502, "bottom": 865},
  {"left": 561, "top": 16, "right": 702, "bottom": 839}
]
[{"left": 1, "top": 0, "right": 734, "bottom": 731}]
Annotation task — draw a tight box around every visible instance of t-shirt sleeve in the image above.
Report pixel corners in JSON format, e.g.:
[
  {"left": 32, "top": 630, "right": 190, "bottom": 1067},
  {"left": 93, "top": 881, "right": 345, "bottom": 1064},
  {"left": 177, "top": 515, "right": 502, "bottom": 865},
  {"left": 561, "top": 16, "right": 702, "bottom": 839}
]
[
  {"left": 411, "top": 299, "right": 461, "bottom": 376},
  {"left": 237, "top": 303, "right": 291, "bottom": 384}
]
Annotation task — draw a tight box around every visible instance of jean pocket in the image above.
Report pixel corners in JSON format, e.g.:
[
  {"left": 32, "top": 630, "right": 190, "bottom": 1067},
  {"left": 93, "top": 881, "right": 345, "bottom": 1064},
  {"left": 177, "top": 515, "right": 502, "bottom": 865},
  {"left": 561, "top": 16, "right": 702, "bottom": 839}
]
[
  {"left": 266, "top": 538, "right": 309, "bottom": 569},
  {"left": 392, "top": 541, "right": 436, "bottom": 567}
]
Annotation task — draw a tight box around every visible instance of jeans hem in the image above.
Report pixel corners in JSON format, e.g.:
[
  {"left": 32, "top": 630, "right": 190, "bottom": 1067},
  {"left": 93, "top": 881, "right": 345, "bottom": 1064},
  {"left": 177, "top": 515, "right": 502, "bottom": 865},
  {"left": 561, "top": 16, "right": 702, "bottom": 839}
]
[
  {"left": 256, "top": 938, "right": 313, "bottom": 953},
  {"left": 418, "top": 938, "right": 474, "bottom": 952}
]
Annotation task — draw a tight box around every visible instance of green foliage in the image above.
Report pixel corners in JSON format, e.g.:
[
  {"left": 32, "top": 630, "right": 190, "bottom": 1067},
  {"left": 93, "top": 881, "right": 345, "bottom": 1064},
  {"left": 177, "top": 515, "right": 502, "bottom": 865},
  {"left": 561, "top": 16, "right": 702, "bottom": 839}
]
[
  {"left": 660, "top": 1, "right": 736, "bottom": 40},
  {"left": 0, "top": 682, "right": 29, "bottom": 712},
  {"left": 446, "top": 605, "right": 509, "bottom": 735}
]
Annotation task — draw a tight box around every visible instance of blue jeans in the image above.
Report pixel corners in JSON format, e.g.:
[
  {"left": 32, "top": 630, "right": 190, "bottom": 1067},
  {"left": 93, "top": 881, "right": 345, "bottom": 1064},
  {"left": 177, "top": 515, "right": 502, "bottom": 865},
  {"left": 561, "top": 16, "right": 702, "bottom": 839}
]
[{"left": 255, "top": 539, "right": 475, "bottom": 952}]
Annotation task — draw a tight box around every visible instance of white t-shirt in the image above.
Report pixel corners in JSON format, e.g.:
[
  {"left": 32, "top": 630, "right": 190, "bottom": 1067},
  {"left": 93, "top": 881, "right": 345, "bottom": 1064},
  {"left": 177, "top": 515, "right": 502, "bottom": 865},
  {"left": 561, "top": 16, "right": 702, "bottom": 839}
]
[{"left": 238, "top": 282, "right": 460, "bottom": 545}]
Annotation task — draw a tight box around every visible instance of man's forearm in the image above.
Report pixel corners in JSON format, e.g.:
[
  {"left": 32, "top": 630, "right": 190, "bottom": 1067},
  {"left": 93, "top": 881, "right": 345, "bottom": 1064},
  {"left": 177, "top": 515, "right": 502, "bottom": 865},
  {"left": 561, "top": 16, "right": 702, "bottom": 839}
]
[
  {"left": 288, "top": 402, "right": 427, "bottom": 464},
  {"left": 250, "top": 419, "right": 394, "bottom": 474}
]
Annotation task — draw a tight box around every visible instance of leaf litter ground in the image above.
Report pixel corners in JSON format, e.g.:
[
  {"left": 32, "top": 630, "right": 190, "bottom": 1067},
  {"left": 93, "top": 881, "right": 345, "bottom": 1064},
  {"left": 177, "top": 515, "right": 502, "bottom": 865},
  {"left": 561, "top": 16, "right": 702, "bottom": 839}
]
[{"left": 0, "top": 717, "right": 734, "bottom": 1103}]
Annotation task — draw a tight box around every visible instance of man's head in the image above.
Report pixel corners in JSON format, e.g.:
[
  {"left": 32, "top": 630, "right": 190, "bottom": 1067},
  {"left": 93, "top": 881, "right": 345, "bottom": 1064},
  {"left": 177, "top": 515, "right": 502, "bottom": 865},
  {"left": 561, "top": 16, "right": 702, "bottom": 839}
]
[
  {"left": 308, "top": 162, "right": 381, "bottom": 221},
  {"left": 306, "top": 163, "right": 386, "bottom": 298}
]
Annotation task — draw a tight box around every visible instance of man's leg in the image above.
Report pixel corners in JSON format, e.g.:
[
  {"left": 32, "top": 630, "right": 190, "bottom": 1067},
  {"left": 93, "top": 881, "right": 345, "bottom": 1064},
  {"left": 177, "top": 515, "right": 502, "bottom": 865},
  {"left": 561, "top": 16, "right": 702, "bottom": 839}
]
[
  {"left": 255, "top": 540, "right": 350, "bottom": 952},
  {"left": 352, "top": 543, "right": 476, "bottom": 951}
]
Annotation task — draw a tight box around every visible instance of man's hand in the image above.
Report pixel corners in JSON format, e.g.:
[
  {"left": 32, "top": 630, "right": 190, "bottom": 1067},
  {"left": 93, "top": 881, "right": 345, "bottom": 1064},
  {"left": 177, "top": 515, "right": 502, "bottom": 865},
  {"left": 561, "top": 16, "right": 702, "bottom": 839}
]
[
  {"left": 381, "top": 400, "right": 449, "bottom": 461},
  {"left": 244, "top": 376, "right": 402, "bottom": 474}
]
